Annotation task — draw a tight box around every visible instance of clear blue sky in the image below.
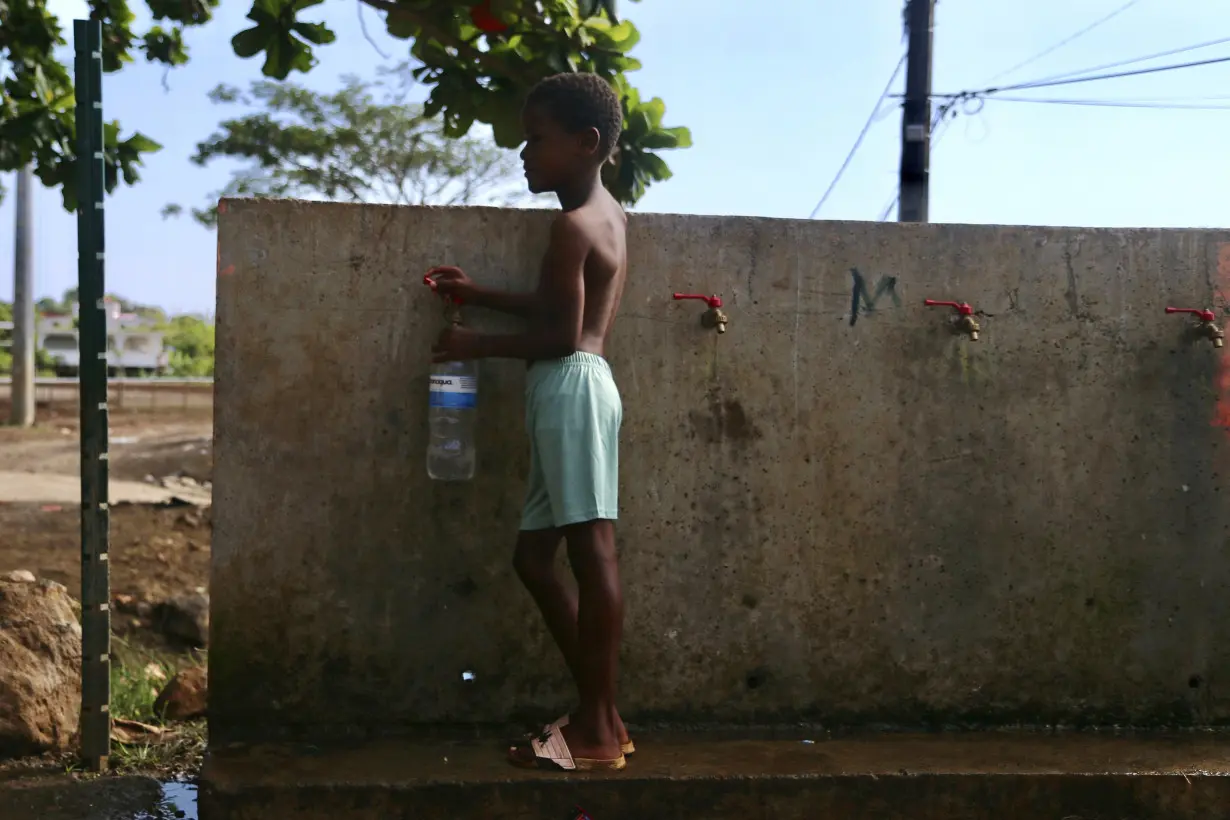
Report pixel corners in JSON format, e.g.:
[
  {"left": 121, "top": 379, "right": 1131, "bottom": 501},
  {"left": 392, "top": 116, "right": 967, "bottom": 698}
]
[{"left": 2, "top": 0, "right": 1228, "bottom": 314}]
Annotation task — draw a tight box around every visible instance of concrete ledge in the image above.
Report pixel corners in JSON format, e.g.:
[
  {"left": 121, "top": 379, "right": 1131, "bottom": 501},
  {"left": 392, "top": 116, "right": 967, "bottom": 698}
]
[{"left": 200, "top": 731, "right": 1230, "bottom": 819}]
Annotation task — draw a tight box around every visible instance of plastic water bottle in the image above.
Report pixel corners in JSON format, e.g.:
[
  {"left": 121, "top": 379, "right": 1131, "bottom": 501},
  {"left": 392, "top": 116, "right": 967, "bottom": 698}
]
[{"left": 427, "top": 356, "right": 478, "bottom": 481}]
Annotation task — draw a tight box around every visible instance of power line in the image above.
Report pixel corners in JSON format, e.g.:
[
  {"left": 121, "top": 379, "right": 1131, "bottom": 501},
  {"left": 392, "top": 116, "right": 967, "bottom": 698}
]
[
  {"left": 1021, "top": 34, "right": 1230, "bottom": 86},
  {"left": 986, "top": 94, "right": 1230, "bottom": 110},
  {"left": 987, "top": 0, "right": 1143, "bottom": 82},
  {"left": 808, "top": 53, "right": 906, "bottom": 220},
  {"left": 1013, "top": 52, "right": 1230, "bottom": 91},
  {"left": 931, "top": 52, "right": 1230, "bottom": 99}
]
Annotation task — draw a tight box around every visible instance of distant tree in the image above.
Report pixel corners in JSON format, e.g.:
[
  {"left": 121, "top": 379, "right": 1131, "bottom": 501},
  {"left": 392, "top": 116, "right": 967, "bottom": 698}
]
[
  {"left": 162, "top": 315, "right": 215, "bottom": 377},
  {"left": 36, "top": 291, "right": 74, "bottom": 316},
  {"left": 0, "top": 301, "right": 11, "bottom": 375},
  {"left": 162, "top": 70, "right": 536, "bottom": 226},
  {"left": 0, "top": 301, "right": 57, "bottom": 376}
]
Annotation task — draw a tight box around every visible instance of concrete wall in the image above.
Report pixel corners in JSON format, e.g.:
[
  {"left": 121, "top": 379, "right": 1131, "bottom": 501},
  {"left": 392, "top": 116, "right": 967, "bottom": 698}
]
[{"left": 212, "top": 200, "right": 1230, "bottom": 742}]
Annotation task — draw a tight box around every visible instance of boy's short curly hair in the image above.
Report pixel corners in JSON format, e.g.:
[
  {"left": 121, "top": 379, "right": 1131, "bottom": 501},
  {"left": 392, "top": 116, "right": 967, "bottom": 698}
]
[{"left": 525, "top": 73, "right": 624, "bottom": 160}]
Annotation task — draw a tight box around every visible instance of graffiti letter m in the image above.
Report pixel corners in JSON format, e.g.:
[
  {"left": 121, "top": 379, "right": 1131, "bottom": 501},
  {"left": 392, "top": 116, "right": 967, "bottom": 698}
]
[{"left": 849, "top": 267, "right": 900, "bottom": 326}]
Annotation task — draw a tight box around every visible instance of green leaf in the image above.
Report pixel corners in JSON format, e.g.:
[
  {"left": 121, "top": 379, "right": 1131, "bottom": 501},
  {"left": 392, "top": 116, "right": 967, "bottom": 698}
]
[
  {"left": 605, "top": 20, "right": 639, "bottom": 49},
  {"left": 660, "top": 126, "right": 692, "bottom": 149},
  {"left": 123, "top": 133, "right": 163, "bottom": 153},
  {"left": 624, "top": 109, "right": 651, "bottom": 138},
  {"left": 578, "top": 0, "right": 601, "bottom": 18},
  {"left": 232, "top": 26, "right": 270, "bottom": 58},
  {"left": 638, "top": 97, "right": 665, "bottom": 128},
  {"left": 638, "top": 152, "right": 671, "bottom": 179},
  {"left": 250, "top": 0, "right": 283, "bottom": 23},
  {"left": 639, "top": 132, "right": 679, "bottom": 150},
  {"left": 385, "top": 13, "right": 419, "bottom": 39},
  {"left": 292, "top": 21, "right": 335, "bottom": 45}
]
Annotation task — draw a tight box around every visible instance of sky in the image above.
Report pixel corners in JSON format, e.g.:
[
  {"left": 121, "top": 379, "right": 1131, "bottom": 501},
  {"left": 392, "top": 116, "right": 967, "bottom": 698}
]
[{"left": 2, "top": 0, "right": 1229, "bottom": 314}]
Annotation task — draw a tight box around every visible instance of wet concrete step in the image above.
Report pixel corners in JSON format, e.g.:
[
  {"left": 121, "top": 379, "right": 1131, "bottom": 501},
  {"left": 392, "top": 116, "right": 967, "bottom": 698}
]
[{"left": 200, "top": 731, "right": 1230, "bottom": 820}]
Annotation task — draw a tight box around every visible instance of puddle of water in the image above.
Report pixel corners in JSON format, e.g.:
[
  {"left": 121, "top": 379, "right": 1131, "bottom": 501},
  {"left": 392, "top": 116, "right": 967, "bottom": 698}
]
[{"left": 133, "top": 779, "right": 198, "bottom": 820}]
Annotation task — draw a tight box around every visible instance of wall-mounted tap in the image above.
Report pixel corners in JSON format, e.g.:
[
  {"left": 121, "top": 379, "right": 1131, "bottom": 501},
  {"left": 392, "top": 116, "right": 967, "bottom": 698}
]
[
  {"left": 1166, "top": 306, "right": 1224, "bottom": 348},
  {"left": 673, "top": 293, "right": 728, "bottom": 333},
  {"left": 923, "top": 299, "right": 980, "bottom": 341}
]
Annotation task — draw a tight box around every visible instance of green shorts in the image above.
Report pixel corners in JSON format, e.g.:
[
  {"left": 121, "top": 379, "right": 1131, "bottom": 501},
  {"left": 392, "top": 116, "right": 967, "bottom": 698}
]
[{"left": 520, "top": 352, "right": 622, "bottom": 531}]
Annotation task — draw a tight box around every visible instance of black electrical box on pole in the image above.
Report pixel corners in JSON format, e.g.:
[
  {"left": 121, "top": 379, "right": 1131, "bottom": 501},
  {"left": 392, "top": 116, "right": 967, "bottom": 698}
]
[
  {"left": 74, "top": 17, "right": 111, "bottom": 774},
  {"left": 899, "top": 0, "right": 935, "bottom": 223}
]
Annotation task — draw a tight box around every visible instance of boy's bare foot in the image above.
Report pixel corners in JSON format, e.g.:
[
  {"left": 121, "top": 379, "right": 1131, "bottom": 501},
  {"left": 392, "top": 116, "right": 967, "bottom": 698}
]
[
  {"left": 559, "top": 716, "right": 622, "bottom": 762},
  {"left": 521, "top": 708, "right": 630, "bottom": 749}
]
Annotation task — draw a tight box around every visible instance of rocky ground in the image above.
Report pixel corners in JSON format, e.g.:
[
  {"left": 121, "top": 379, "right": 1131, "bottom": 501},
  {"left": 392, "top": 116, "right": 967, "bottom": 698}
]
[{"left": 0, "top": 402, "right": 212, "bottom": 819}]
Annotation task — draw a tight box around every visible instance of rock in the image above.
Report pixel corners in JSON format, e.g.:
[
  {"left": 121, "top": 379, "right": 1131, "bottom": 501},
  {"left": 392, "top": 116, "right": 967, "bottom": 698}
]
[
  {"left": 2, "top": 570, "right": 35, "bottom": 584},
  {"left": 154, "top": 593, "right": 209, "bottom": 647},
  {"left": 153, "top": 666, "right": 207, "bottom": 721},
  {"left": 0, "top": 578, "right": 82, "bottom": 757}
]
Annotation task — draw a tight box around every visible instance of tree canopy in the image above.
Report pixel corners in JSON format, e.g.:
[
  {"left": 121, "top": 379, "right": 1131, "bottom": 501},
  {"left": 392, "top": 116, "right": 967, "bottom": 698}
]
[
  {"left": 162, "top": 68, "right": 534, "bottom": 226},
  {"left": 1, "top": 0, "right": 690, "bottom": 208}
]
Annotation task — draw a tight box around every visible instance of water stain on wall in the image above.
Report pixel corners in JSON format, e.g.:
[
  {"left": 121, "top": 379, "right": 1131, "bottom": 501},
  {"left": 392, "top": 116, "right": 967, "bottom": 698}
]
[{"left": 688, "top": 391, "right": 763, "bottom": 445}]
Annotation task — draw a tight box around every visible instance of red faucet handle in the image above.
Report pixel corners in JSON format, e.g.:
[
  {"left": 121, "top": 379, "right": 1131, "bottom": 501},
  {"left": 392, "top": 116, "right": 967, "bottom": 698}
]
[
  {"left": 673, "top": 292, "right": 723, "bottom": 308},
  {"left": 423, "top": 273, "right": 463, "bottom": 305},
  {"left": 1165, "top": 306, "right": 1216, "bottom": 322},
  {"left": 923, "top": 299, "right": 974, "bottom": 316}
]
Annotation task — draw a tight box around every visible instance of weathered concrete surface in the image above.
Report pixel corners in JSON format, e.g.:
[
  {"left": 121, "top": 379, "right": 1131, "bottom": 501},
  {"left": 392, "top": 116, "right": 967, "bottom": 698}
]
[
  {"left": 200, "top": 732, "right": 1230, "bottom": 819},
  {"left": 214, "top": 201, "right": 1230, "bottom": 741},
  {"left": 0, "top": 773, "right": 164, "bottom": 820}
]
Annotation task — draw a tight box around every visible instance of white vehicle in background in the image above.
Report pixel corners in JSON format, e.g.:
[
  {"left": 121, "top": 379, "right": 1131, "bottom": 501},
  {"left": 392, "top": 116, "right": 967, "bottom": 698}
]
[{"left": 38, "top": 299, "right": 169, "bottom": 377}]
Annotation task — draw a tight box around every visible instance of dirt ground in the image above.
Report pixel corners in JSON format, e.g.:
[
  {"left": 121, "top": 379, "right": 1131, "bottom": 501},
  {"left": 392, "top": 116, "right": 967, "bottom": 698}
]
[
  {"left": 0, "top": 402, "right": 213, "bottom": 608},
  {"left": 0, "top": 403, "right": 214, "bottom": 818}
]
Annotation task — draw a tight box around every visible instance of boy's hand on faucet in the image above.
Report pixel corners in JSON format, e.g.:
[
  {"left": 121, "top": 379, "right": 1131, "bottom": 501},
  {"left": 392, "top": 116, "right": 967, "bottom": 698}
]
[{"left": 426, "top": 266, "right": 477, "bottom": 303}]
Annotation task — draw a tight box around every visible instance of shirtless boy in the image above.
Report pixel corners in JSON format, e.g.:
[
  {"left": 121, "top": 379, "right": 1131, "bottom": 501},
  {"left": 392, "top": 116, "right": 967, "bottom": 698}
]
[{"left": 426, "top": 73, "right": 630, "bottom": 772}]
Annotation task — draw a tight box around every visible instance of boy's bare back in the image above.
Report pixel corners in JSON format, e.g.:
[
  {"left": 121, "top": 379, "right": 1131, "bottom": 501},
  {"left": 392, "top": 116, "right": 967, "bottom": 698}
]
[{"left": 549, "top": 191, "right": 627, "bottom": 358}]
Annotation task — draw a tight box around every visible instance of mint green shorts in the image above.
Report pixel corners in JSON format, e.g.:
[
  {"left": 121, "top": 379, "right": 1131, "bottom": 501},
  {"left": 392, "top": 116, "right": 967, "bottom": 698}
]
[{"left": 520, "top": 352, "right": 622, "bottom": 531}]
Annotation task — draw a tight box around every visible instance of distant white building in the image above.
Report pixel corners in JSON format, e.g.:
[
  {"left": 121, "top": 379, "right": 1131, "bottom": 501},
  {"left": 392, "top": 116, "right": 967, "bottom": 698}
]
[{"left": 38, "top": 299, "right": 169, "bottom": 376}]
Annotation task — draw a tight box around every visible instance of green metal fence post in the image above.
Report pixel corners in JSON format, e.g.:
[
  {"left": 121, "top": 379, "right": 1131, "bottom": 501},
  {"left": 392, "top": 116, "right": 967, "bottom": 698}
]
[{"left": 74, "top": 17, "right": 111, "bottom": 774}]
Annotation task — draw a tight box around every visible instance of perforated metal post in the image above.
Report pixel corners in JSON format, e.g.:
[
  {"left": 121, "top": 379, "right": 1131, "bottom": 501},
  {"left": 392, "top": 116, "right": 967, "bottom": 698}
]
[{"left": 74, "top": 17, "right": 111, "bottom": 773}]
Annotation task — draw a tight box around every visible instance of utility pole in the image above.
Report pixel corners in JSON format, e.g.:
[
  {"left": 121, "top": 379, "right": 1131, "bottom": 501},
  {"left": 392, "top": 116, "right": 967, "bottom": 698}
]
[
  {"left": 10, "top": 165, "right": 35, "bottom": 427},
  {"left": 899, "top": 0, "right": 935, "bottom": 223}
]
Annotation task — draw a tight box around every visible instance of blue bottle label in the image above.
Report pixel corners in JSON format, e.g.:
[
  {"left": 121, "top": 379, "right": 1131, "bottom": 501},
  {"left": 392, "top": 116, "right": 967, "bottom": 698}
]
[{"left": 429, "top": 375, "right": 477, "bottom": 409}]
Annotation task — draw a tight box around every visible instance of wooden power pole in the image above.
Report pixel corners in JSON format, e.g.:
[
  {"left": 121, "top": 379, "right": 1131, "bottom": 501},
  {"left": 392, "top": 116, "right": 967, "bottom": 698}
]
[{"left": 899, "top": 0, "right": 935, "bottom": 223}]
